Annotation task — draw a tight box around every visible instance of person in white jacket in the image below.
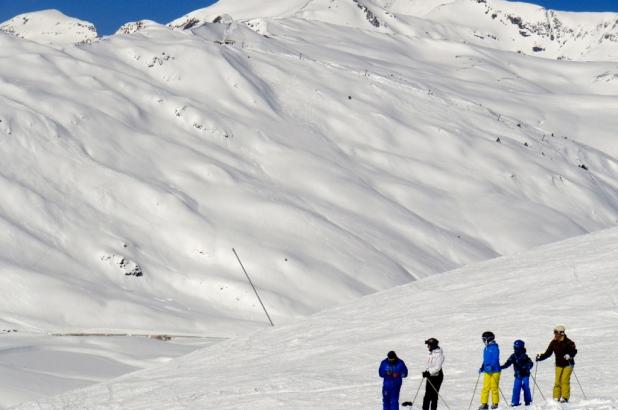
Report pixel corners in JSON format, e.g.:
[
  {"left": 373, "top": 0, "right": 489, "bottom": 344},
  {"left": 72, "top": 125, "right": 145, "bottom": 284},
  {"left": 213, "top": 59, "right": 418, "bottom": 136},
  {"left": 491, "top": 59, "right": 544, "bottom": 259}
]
[{"left": 421, "top": 338, "right": 445, "bottom": 410}]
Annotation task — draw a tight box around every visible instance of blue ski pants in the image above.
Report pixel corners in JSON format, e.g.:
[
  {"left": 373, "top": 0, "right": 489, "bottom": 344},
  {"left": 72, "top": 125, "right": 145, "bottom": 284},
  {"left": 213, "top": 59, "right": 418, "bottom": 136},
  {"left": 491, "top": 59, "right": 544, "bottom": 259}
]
[
  {"left": 383, "top": 381, "right": 402, "bottom": 410},
  {"left": 512, "top": 376, "right": 532, "bottom": 406}
]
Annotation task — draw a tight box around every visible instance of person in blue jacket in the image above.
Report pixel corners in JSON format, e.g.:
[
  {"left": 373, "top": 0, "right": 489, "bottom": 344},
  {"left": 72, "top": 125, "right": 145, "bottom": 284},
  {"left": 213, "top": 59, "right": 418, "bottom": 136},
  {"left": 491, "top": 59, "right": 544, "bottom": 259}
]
[
  {"left": 379, "top": 351, "right": 408, "bottom": 410},
  {"left": 501, "top": 339, "right": 533, "bottom": 407},
  {"left": 479, "top": 331, "right": 501, "bottom": 410}
]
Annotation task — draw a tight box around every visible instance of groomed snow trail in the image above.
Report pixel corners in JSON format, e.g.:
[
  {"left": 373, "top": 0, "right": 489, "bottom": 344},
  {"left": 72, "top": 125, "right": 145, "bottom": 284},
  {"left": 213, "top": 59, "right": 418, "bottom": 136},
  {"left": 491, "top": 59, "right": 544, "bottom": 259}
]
[{"left": 14, "top": 227, "right": 618, "bottom": 409}]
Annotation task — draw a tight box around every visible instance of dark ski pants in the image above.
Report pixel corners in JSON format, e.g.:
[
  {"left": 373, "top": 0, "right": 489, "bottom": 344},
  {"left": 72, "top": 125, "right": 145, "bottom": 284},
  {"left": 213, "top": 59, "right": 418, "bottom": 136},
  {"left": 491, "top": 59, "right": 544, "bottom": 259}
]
[
  {"left": 382, "top": 381, "right": 402, "bottom": 410},
  {"left": 511, "top": 376, "right": 531, "bottom": 406},
  {"left": 422, "top": 370, "right": 444, "bottom": 410}
]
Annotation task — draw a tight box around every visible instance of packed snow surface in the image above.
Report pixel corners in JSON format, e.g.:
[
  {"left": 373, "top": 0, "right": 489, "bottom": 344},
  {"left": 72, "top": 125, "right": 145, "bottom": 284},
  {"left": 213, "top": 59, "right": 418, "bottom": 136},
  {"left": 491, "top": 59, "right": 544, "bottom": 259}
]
[
  {"left": 0, "top": 333, "right": 218, "bottom": 408},
  {"left": 1, "top": 0, "right": 618, "bottom": 406},
  {"left": 15, "top": 227, "right": 618, "bottom": 409}
]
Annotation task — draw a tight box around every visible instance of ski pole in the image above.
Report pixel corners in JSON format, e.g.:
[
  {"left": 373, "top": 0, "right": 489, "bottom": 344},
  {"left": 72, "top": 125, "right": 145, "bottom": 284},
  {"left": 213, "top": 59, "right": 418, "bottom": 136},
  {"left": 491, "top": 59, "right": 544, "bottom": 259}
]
[
  {"left": 468, "top": 373, "right": 481, "bottom": 410},
  {"left": 498, "top": 384, "right": 510, "bottom": 407},
  {"left": 426, "top": 377, "right": 451, "bottom": 410},
  {"left": 532, "top": 361, "right": 538, "bottom": 401},
  {"left": 530, "top": 374, "right": 546, "bottom": 401},
  {"left": 571, "top": 367, "right": 588, "bottom": 400},
  {"left": 402, "top": 378, "right": 424, "bottom": 407},
  {"left": 532, "top": 360, "right": 545, "bottom": 401}
]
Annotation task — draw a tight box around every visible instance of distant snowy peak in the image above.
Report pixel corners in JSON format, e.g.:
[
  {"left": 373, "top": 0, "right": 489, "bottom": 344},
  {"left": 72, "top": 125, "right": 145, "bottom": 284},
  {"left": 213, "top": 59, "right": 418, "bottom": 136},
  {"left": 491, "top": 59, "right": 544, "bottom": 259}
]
[
  {"left": 168, "top": 0, "right": 618, "bottom": 61},
  {"left": 168, "top": 0, "right": 389, "bottom": 32},
  {"left": 464, "top": 0, "right": 618, "bottom": 60},
  {"left": 0, "top": 9, "right": 97, "bottom": 47},
  {"left": 115, "top": 20, "right": 162, "bottom": 35}
]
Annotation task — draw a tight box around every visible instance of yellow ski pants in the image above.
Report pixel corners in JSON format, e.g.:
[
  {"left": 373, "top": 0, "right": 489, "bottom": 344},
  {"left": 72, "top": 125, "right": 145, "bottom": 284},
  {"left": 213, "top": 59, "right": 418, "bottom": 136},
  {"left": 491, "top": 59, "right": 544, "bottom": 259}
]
[
  {"left": 481, "top": 372, "right": 501, "bottom": 405},
  {"left": 554, "top": 366, "right": 573, "bottom": 400}
]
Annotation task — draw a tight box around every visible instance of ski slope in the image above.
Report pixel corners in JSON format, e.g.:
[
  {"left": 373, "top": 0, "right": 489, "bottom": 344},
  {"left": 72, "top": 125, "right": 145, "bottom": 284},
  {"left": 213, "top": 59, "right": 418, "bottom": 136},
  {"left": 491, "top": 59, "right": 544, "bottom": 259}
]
[
  {"left": 0, "top": 334, "right": 217, "bottom": 408},
  {"left": 14, "top": 227, "right": 618, "bottom": 409},
  {"left": 1, "top": 0, "right": 618, "bottom": 406}
]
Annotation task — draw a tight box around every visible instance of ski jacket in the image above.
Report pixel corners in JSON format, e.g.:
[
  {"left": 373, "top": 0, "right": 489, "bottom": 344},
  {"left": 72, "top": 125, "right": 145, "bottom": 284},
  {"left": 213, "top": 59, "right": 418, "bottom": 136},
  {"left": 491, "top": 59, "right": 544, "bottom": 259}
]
[
  {"left": 379, "top": 358, "right": 408, "bottom": 386},
  {"left": 481, "top": 341, "right": 501, "bottom": 373},
  {"left": 538, "top": 335, "right": 577, "bottom": 367},
  {"left": 501, "top": 349, "right": 533, "bottom": 378},
  {"left": 425, "top": 346, "right": 444, "bottom": 376}
]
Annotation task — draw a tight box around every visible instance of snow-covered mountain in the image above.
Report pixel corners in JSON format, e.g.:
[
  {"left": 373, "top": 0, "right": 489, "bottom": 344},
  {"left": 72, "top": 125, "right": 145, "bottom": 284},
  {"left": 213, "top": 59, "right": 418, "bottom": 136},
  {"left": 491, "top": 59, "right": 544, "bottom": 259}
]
[
  {"left": 1, "top": 0, "right": 618, "bottom": 340},
  {"left": 14, "top": 226, "right": 618, "bottom": 409},
  {"left": 0, "top": 10, "right": 97, "bottom": 47},
  {"left": 170, "top": 0, "right": 618, "bottom": 61}
]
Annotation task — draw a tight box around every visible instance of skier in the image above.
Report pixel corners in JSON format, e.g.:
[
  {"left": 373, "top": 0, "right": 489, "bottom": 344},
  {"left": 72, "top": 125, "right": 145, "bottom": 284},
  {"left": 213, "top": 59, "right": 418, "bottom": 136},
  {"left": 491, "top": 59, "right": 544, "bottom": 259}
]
[
  {"left": 501, "top": 339, "right": 533, "bottom": 407},
  {"left": 478, "top": 331, "right": 501, "bottom": 410},
  {"left": 379, "top": 351, "right": 408, "bottom": 410},
  {"left": 421, "top": 338, "right": 444, "bottom": 410},
  {"left": 536, "top": 325, "right": 577, "bottom": 403}
]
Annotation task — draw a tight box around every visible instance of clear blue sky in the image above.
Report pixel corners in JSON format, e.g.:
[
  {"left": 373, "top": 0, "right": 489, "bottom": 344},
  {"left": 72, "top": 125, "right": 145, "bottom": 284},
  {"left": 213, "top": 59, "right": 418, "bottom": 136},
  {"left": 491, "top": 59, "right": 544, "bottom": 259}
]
[{"left": 0, "top": 0, "right": 617, "bottom": 35}]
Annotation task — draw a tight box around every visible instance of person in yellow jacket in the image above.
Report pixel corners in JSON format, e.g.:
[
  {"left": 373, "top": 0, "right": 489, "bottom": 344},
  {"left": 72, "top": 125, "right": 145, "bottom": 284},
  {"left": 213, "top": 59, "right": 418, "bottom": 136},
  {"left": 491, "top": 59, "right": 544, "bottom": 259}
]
[{"left": 536, "top": 325, "right": 577, "bottom": 403}]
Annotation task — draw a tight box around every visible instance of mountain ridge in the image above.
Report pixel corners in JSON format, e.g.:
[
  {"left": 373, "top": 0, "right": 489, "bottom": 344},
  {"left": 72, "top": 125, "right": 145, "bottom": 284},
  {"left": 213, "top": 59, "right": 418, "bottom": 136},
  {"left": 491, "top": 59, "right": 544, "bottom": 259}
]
[
  {"left": 1, "top": 0, "right": 617, "bottom": 338},
  {"left": 167, "top": 0, "right": 618, "bottom": 61}
]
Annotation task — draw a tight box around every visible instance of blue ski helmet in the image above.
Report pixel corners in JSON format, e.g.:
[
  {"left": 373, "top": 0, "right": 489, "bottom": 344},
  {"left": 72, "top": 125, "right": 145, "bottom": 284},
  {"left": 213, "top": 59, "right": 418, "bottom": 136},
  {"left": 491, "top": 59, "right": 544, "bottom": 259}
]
[{"left": 514, "top": 339, "right": 525, "bottom": 349}]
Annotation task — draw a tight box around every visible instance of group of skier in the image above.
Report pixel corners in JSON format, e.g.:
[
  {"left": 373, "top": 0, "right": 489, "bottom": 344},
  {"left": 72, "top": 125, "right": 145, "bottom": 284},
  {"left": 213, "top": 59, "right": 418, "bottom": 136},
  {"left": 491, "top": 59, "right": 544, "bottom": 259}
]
[{"left": 379, "top": 325, "right": 578, "bottom": 410}]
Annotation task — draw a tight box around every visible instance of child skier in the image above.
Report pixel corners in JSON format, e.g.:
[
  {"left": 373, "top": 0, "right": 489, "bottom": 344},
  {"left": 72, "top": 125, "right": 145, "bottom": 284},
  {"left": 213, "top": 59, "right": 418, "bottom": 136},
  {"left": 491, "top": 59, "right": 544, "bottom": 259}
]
[{"left": 501, "top": 339, "right": 534, "bottom": 407}]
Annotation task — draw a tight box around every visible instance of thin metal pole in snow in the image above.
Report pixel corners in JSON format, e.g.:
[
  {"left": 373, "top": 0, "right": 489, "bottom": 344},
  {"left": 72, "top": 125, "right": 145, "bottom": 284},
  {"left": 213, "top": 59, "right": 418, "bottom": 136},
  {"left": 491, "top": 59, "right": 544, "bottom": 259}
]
[
  {"left": 402, "top": 378, "right": 424, "bottom": 407},
  {"left": 468, "top": 373, "right": 481, "bottom": 410},
  {"left": 232, "top": 248, "right": 274, "bottom": 327},
  {"left": 498, "top": 384, "right": 510, "bottom": 407},
  {"left": 411, "top": 377, "right": 424, "bottom": 405},
  {"left": 571, "top": 367, "right": 588, "bottom": 400},
  {"left": 531, "top": 360, "right": 546, "bottom": 402},
  {"left": 426, "top": 377, "right": 451, "bottom": 410},
  {"left": 530, "top": 373, "right": 546, "bottom": 402}
]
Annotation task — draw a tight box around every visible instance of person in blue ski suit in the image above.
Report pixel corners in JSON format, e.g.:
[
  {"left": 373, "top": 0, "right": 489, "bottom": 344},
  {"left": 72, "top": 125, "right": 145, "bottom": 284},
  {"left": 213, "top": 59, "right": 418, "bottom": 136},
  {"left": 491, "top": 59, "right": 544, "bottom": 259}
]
[
  {"left": 501, "top": 340, "right": 534, "bottom": 407},
  {"left": 379, "top": 351, "right": 408, "bottom": 410}
]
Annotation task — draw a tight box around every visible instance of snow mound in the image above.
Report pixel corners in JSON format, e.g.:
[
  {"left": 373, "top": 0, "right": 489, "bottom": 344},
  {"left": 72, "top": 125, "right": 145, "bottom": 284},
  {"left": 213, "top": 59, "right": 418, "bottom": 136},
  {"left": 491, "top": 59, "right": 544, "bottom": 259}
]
[
  {"left": 15, "top": 227, "right": 618, "bottom": 409},
  {"left": 0, "top": 9, "right": 97, "bottom": 47}
]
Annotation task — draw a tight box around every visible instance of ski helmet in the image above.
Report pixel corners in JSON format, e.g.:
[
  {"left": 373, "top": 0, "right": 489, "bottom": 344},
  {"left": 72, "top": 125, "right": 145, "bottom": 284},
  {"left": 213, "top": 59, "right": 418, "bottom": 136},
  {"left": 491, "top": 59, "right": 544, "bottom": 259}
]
[
  {"left": 387, "top": 351, "right": 398, "bottom": 360},
  {"left": 513, "top": 339, "right": 525, "bottom": 349},
  {"left": 425, "top": 338, "right": 439, "bottom": 348},
  {"left": 554, "top": 325, "right": 566, "bottom": 333},
  {"left": 482, "top": 331, "right": 495, "bottom": 343}
]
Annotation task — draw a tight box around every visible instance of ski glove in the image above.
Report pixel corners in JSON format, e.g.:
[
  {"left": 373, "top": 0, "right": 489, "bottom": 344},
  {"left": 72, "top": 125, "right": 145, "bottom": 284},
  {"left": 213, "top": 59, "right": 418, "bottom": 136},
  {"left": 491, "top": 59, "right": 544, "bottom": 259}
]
[
  {"left": 422, "top": 371, "right": 430, "bottom": 378},
  {"left": 479, "top": 367, "right": 484, "bottom": 374},
  {"left": 535, "top": 354, "right": 542, "bottom": 361},
  {"left": 564, "top": 354, "right": 571, "bottom": 360}
]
